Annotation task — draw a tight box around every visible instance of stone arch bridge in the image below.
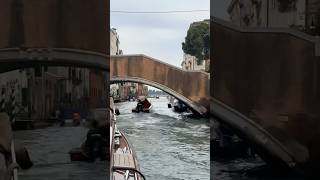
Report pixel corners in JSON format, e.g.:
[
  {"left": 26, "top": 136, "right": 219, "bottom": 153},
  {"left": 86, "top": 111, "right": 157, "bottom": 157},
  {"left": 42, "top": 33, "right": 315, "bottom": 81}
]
[{"left": 110, "top": 55, "right": 210, "bottom": 115}]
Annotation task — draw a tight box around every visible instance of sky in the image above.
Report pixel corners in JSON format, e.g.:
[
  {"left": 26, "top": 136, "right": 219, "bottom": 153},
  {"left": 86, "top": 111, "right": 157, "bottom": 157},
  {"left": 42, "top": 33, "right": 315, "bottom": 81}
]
[{"left": 111, "top": 0, "right": 210, "bottom": 68}]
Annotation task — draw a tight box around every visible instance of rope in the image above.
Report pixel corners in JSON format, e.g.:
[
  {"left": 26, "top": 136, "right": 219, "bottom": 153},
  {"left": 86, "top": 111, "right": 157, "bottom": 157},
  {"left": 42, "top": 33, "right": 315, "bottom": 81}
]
[{"left": 10, "top": 141, "right": 18, "bottom": 180}]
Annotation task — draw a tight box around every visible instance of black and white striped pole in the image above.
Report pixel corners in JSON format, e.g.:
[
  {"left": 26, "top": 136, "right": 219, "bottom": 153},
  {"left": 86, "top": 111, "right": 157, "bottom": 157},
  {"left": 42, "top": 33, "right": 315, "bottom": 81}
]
[
  {"left": 0, "top": 88, "right": 5, "bottom": 112},
  {"left": 10, "top": 87, "right": 17, "bottom": 123}
]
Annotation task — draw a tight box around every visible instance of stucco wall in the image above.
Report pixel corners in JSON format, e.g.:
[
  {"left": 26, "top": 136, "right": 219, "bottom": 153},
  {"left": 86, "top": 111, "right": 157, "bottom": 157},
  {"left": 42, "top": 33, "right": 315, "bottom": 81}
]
[{"left": 0, "top": 0, "right": 109, "bottom": 54}]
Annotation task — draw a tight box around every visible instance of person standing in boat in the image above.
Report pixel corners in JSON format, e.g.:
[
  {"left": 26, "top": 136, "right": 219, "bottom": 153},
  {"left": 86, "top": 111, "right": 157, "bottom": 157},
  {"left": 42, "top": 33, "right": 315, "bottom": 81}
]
[{"left": 137, "top": 99, "right": 143, "bottom": 112}]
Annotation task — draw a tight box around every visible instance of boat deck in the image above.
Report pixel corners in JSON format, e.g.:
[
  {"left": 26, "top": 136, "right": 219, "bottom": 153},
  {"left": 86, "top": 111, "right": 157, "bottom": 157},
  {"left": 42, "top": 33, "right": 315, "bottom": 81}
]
[
  {"left": 112, "top": 132, "right": 142, "bottom": 180},
  {"left": 113, "top": 153, "right": 136, "bottom": 169}
]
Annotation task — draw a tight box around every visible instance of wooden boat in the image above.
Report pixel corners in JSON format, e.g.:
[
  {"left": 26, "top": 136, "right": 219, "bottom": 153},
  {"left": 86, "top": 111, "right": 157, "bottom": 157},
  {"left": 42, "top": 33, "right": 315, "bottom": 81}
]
[
  {"left": 111, "top": 99, "right": 145, "bottom": 180},
  {"left": 132, "top": 96, "right": 152, "bottom": 113},
  {"left": 112, "top": 130, "right": 145, "bottom": 180}
]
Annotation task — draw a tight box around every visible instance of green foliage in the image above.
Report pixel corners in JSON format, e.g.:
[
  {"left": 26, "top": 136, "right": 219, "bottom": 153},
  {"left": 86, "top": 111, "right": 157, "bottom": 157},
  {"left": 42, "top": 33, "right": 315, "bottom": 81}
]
[
  {"left": 182, "top": 22, "right": 209, "bottom": 64},
  {"left": 203, "top": 33, "right": 210, "bottom": 60}
]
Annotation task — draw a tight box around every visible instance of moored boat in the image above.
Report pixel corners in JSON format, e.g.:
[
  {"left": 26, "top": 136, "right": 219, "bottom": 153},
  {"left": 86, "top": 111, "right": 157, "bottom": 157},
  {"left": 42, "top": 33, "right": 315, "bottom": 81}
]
[{"left": 112, "top": 129, "right": 145, "bottom": 180}]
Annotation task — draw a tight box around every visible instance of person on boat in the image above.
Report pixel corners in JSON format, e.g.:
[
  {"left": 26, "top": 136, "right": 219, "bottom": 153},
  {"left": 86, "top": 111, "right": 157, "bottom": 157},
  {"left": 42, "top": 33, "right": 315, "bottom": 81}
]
[
  {"left": 59, "top": 107, "right": 65, "bottom": 127},
  {"left": 82, "top": 110, "right": 107, "bottom": 162},
  {"left": 72, "top": 112, "right": 81, "bottom": 126},
  {"left": 136, "top": 99, "right": 143, "bottom": 112}
]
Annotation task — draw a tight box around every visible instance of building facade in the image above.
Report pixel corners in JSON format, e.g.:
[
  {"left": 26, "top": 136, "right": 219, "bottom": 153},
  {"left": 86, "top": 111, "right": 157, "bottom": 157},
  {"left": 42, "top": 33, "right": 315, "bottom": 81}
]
[
  {"left": 0, "top": 65, "right": 107, "bottom": 121},
  {"left": 306, "top": 0, "right": 320, "bottom": 28},
  {"left": 228, "top": 0, "right": 306, "bottom": 28},
  {"left": 110, "top": 28, "right": 148, "bottom": 101},
  {"left": 110, "top": 28, "right": 122, "bottom": 101},
  {"left": 181, "top": 54, "right": 206, "bottom": 71},
  {"left": 110, "top": 28, "right": 121, "bottom": 55}
]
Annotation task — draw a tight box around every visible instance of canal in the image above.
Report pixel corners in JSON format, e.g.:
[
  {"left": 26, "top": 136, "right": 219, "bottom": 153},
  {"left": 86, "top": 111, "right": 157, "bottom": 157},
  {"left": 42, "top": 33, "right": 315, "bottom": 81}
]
[
  {"left": 115, "top": 97, "right": 210, "bottom": 180},
  {"left": 14, "top": 125, "right": 107, "bottom": 180},
  {"left": 11, "top": 96, "right": 304, "bottom": 180}
]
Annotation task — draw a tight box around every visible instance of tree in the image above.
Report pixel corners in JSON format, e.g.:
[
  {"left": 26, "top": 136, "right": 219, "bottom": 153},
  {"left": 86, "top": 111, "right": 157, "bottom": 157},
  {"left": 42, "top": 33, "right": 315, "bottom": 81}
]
[
  {"left": 182, "top": 21, "right": 209, "bottom": 65},
  {"left": 203, "top": 33, "right": 210, "bottom": 60}
]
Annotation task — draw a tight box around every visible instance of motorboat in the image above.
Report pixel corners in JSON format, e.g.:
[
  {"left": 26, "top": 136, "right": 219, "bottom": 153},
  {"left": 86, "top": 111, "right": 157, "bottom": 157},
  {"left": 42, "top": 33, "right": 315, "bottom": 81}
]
[
  {"left": 173, "top": 99, "right": 189, "bottom": 113},
  {"left": 110, "top": 98, "right": 145, "bottom": 180},
  {"left": 132, "top": 96, "right": 152, "bottom": 113},
  {"left": 128, "top": 96, "right": 136, "bottom": 102}
]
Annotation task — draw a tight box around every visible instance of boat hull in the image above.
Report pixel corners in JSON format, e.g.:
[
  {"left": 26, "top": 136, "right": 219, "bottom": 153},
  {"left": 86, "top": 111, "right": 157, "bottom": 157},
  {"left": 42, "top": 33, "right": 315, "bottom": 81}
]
[{"left": 132, "top": 105, "right": 152, "bottom": 113}]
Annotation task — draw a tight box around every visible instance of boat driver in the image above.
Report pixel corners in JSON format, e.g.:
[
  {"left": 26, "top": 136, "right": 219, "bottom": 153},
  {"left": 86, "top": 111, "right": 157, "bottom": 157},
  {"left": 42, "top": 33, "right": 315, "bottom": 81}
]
[{"left": 137, "top": 99, "right": 143, "bottom": 112}]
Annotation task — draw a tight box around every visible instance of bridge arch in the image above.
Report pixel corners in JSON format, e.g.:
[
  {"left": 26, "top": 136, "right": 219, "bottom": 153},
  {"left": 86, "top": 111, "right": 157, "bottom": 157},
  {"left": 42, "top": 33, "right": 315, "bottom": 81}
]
[
  {"left": 110, "top": 55, "right": 210, "bottom": 115},
  {"left": 0, "top": 48, "right": 108, "bottom": 73},
  {"left": 111, "top": 77, "right": 205, "bottom": 115}
]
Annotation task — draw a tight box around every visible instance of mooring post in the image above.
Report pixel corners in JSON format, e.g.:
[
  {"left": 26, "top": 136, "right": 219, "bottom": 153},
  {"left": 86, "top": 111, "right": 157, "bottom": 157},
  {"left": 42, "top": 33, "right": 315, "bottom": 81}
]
[{"left": 10, "top": 85, "right": 17, "bottom": 123}]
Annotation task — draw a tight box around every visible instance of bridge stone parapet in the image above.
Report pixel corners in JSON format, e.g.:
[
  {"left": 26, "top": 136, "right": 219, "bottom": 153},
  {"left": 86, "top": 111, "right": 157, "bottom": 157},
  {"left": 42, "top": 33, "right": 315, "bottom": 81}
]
[{"left": 110, "top": 55, "right": 210, "bottom": 115}]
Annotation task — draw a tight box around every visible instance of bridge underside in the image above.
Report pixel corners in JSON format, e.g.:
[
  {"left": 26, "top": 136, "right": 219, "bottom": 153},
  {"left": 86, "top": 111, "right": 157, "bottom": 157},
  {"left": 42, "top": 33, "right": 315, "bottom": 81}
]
[
  {"left": 0, "top": 48, "right": 109, "bottom": 73},
  {"left": 211, "top": 98, "right": 308, "bottom": 169},
  {"left": 110, "top": 55, "right": 210, "bottom": 115},
  {"left": 111, "top": 77, "right": 205, "bottom": 115},
  {"left": 211, "top": 17, "right": 320, "bottom": 174}
]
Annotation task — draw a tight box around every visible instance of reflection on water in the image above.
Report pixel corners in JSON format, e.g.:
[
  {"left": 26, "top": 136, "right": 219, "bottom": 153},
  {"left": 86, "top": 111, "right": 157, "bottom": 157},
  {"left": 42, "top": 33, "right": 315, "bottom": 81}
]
[
  {"left": 210, "top": 125, "right": 307, "bottom": 180},
  {"left": 115, "top": 97, "right": 210, "bottom": 180},
  {"left": 14, "top": 125, "right": 107, "bottom": 180}
]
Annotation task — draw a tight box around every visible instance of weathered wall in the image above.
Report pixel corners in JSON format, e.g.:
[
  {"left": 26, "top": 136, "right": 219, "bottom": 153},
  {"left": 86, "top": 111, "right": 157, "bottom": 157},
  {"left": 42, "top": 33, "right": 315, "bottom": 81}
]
[
  {"left": 0, "top": 0, "right": 109, "bottom": 54},
  {"left": 212, "top": 18, "right": 320, "bottom": 173},
  {"left": 110, "top": 55, "right": 210, "bottom": 114}
]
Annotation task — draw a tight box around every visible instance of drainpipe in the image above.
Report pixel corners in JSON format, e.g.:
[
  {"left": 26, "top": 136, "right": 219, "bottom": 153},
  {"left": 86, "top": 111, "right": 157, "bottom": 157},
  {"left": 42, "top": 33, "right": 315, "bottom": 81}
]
[
  {"left": 305, "top": 0, "right": 309, "bottom": 30},
  {"left": 267, "top": 0, "right": 269, "bottom": 27}
]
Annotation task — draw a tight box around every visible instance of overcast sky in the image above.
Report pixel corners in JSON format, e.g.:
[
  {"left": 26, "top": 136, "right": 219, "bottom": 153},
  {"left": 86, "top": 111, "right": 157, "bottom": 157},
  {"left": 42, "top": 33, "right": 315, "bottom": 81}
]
[{"left": 111, "top": 0, "right": 210, "bottom": 68}]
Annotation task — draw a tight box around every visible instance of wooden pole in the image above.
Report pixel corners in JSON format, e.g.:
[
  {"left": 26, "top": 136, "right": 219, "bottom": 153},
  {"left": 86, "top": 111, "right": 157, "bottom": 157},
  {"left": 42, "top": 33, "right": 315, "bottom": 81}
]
[{"left": 10, "top": 141, "right": 18, "bottom": 180}]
